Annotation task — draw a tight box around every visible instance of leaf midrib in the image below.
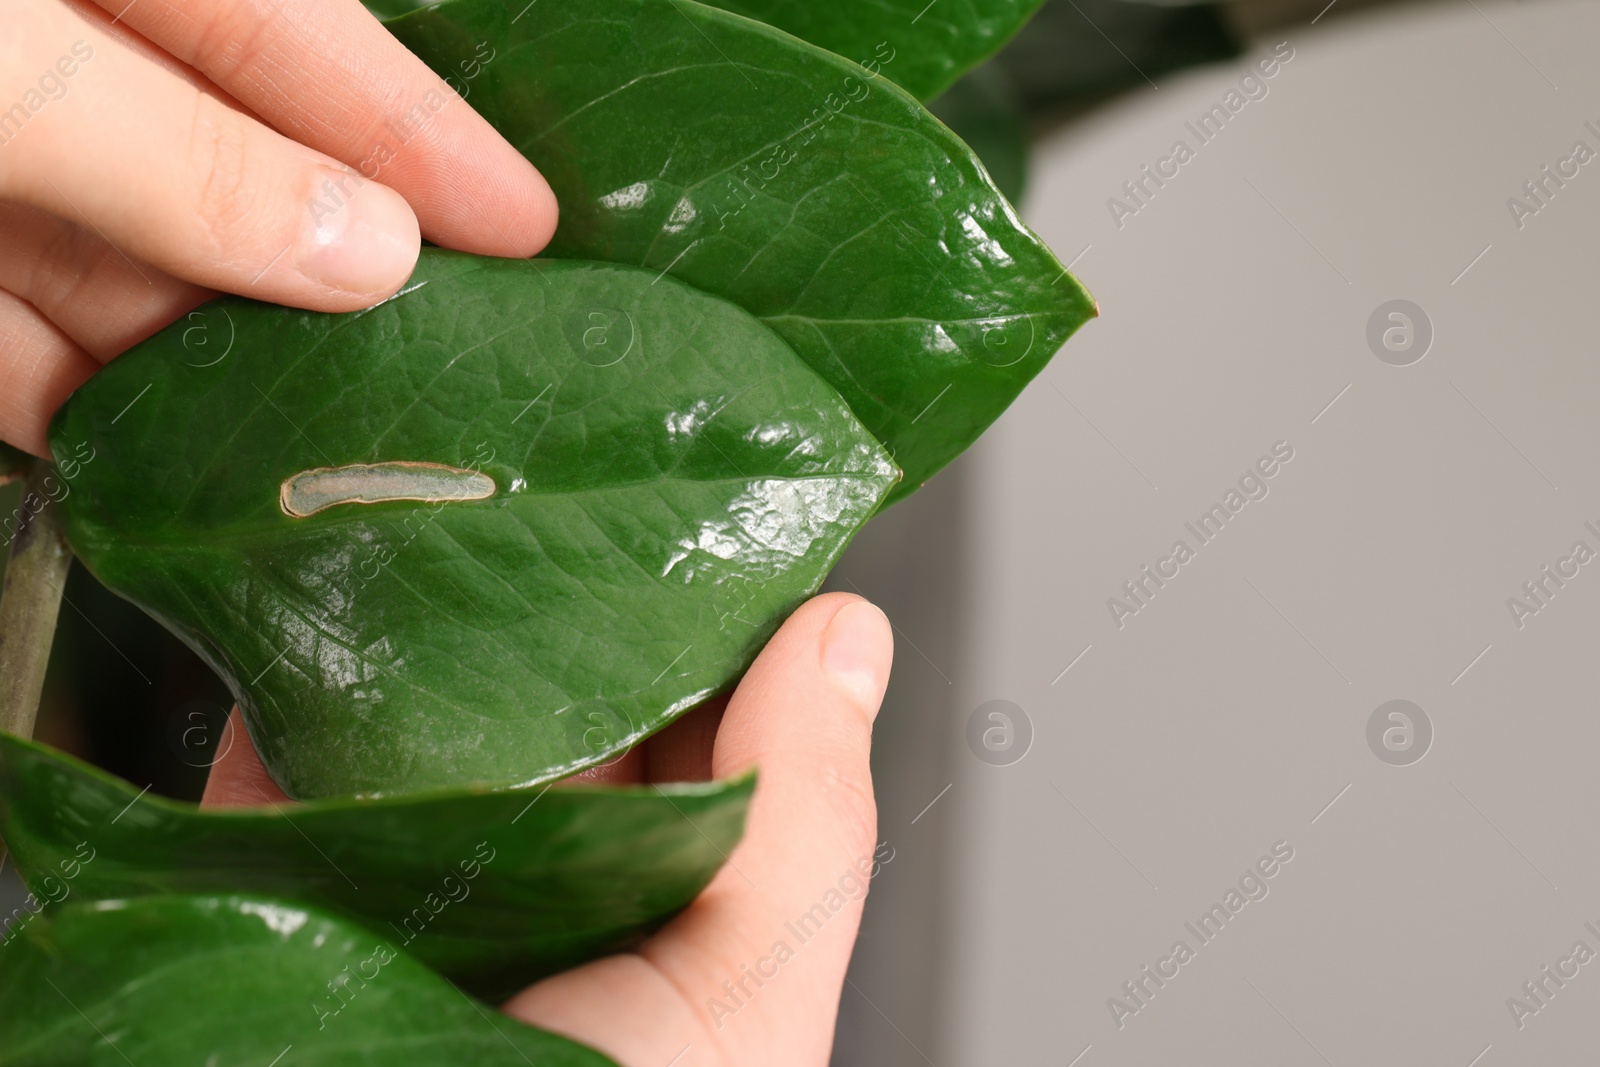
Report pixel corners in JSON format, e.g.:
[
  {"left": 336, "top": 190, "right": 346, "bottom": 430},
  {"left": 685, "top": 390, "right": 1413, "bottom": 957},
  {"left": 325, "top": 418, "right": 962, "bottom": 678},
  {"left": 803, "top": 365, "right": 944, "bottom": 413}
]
[{"left": 84, "top": 469, "right": 895, "bottom": 554}]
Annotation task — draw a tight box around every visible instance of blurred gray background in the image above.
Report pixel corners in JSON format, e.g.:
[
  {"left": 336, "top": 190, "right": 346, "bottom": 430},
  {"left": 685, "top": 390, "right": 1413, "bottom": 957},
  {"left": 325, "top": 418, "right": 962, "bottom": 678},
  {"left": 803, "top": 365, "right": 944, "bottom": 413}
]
[{"left": 831, "top": 0, "right": 1600, "bottom": 1062}]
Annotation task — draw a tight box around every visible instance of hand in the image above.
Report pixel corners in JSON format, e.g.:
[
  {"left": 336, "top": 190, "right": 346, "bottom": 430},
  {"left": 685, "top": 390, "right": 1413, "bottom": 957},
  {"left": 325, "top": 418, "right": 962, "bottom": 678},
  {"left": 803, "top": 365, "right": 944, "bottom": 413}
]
[
  {"left": 0, "top": 0, "right": 557, "bottom": 455},
  {"left": 203, "top": 592, "right": 895, "bottom": 1067}
]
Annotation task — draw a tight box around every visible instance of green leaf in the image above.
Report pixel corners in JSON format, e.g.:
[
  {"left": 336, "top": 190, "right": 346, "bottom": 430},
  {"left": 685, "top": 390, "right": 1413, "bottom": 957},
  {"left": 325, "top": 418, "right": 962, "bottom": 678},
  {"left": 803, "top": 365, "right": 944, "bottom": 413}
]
[
  {"left": 696, "top": 0, "right": 1047, "bottom": 101},
  {"left": 0, "top": 893, "right": 618, "bottom": 1065},
  {"left": 361, "top": 0, "right": 430, "bottom": 18},
  {"left": 992, "top": 0, "right": 1240, "bottom": 110},
  {"left": 929, "top": 64, "right": 1030, "bottom": 204},
  {"left": 386, "top": 0, "right": 1095, "bottom": 503},
  {"left": 50, "top": 251, "right": 895, "bottom": 797},
  {"left": 0, "top": 732, "right": 750, "bottom": 999}
]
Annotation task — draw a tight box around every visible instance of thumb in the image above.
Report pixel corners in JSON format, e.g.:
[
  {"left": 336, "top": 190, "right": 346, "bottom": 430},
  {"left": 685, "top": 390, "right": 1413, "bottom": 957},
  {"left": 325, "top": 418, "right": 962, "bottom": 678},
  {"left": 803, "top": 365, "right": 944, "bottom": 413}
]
[{"left": 505, "top": 593, "right": 895, "bottom": 1067}]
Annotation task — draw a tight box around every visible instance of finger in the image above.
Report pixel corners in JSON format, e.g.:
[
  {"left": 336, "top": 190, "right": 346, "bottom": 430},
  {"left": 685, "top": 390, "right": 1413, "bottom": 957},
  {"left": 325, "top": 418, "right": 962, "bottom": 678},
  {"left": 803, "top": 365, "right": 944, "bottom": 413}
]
[
  {"left": 505, "top": 594, "right": 893, "bottom": 1067},
  {"left": 0, "top": 287, "right": 98, "bottom": 456},
  {"left": 644, "top": 696, "right": 727, "bottom": 784},
  {"left": 572, "top": 692, "right": 728, "bottom": 787},
  {"left": 65, "top": 0, "right": 259, "bottom": 115},
  {"left": 89, "top": 0, "right": 558, "bottom": 256},
  {"left": 0, "top": 202, "right": 212, "bottom": 361},
  {"left": 3, "top": 3, "right": 420, "bottom": 311},
  {"left": 200, "top": 708, "right": 290, "bottom": 809},
  {"left": 562, "top": 744, "right": 645, "bottom": 787}
]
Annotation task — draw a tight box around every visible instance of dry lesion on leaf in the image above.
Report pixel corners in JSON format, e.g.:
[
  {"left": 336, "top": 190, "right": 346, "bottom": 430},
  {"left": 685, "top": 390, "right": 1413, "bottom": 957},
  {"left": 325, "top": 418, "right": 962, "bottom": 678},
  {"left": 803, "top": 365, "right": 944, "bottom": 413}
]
[{"left": 280, "top": 462, "right": 496, "bottom": 518}]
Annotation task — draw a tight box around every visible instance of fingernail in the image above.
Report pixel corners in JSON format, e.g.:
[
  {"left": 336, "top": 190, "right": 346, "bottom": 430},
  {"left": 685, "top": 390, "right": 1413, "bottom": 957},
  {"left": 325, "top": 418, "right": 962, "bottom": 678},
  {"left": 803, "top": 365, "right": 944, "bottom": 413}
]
[
  {"left": 296, "top": 169, "right": 419, "bottom": 296},
  {"left": 821, "top": 599, "right": 893, "bottom": 717}
]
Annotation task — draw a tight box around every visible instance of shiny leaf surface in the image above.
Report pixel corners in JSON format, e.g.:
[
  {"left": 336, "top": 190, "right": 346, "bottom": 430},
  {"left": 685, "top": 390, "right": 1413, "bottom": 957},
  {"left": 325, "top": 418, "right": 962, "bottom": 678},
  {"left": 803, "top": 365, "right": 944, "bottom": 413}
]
[
  {"left": 0, "top": 894, "right": 618, "bottom": 1065},
  {"left": 387, "top": 0, "right": 1095, "bottom": 502},
  {"left": 0, "top": 732, "right": 750, "bottom": 999},
  {"left": 697, "top": 0, "right": 1046, "bottom": 100},
  {"left": 51, "top": 251, "right": 895, "bottom": 796}
]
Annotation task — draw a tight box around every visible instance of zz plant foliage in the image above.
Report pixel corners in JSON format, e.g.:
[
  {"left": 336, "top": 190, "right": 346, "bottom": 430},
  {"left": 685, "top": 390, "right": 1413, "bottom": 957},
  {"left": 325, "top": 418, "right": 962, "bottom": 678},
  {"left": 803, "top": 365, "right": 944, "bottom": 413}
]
[{"left": 0, "top": 0, "right": 1093, "bottom": 1060}]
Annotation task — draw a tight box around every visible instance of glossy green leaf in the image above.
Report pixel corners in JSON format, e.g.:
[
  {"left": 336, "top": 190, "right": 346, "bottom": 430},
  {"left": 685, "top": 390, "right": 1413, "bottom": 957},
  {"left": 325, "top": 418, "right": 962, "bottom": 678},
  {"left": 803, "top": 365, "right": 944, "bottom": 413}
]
[
  {"left": 366, "top": 0, "right": 1043, "bottom": 102},
  {"left": 697, "top": 0, "right": 1046, "bottom": 101},
  {"left": 0, "top": 732, "right": 750, "bottom": 999},
  {"left": 50, "top": 251, "right": 895, "bottom": 797},
  {"left": 930, "top": 64, "right": 1030, "bottom": 204},
  {"left": 0, "top": 894, "right": 618, "bottom": 1066},
  {"left": 387, "top": 0, "right": 1095, "bottom": 503}
]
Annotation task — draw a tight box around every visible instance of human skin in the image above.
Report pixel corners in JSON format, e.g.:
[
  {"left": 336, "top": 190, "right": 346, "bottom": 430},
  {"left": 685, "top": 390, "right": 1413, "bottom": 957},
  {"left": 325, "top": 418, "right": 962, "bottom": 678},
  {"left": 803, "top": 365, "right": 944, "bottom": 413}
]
[
  {"left": 205, "top": 592, "right": 894, "bottom": 1067},
  {"left": 0, "top": 0, "right": 557, "bottom": 455}
]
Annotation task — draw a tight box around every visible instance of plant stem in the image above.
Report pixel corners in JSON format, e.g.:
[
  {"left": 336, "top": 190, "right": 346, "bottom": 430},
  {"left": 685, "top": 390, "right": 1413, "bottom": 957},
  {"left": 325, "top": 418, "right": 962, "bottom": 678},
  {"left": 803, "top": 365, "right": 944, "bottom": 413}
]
[
  {"left": 0, "top": 462, "right": 70, "bottom": 740},
  {"left": 0, "top": 462, "right": 70, "bottom": 876}
]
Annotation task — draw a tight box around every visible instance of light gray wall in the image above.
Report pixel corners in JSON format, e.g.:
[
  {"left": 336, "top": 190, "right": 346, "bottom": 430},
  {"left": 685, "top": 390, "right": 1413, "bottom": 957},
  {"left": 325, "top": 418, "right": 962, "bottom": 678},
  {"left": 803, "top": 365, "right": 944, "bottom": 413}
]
[
  {"left": 826, "top": 462, "right": 971, "bottom": 1066},
  {"left": 840, "top": 0, "right": 1600, "bottom": 1062}
]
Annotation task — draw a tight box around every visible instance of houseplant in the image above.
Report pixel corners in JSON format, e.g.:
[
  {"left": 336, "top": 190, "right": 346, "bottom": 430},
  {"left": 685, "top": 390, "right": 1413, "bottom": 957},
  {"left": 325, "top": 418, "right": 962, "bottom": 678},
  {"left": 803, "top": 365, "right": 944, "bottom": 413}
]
[{"left": 0, "top": 0, "right": 1099, "bottom": 1059}]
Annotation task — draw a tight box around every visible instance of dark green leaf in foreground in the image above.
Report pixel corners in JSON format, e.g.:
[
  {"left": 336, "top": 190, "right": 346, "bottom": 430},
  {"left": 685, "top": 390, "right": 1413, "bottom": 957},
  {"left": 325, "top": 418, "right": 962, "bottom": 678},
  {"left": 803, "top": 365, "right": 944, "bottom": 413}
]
[
  {"left": 51, "top": 251, "right": 895, "bottom": 797},
  {"left": 387, "top": 0, "right": 1095, "bottom": 502},
  {"left": 698, "top": 0, "right": 1046, "bottom": 101},
  {"left": 0, "top": 733, "right": 750, "bottom": 999},
  {"left": 367, "top": 0, "right": 1043, "bottom": 103},
  {"left": 0, "top": 894, "right": 618, "bottom": 1066}
]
